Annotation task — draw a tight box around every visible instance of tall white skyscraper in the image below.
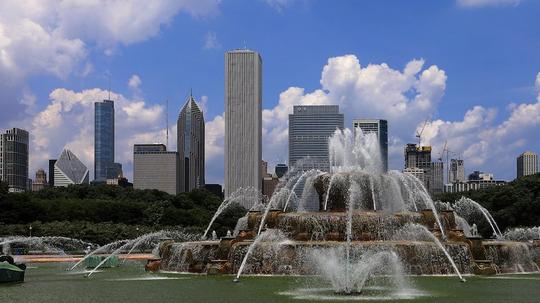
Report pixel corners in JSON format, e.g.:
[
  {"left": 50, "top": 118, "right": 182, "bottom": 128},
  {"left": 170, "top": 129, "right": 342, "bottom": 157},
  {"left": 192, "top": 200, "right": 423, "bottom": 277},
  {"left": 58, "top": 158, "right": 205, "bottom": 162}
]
[
  {"left": 517, "top": 151, "right": 538, "bottom": 178},
  {"left": 224, "top": 49, "right": 262, "bottom": 200}
]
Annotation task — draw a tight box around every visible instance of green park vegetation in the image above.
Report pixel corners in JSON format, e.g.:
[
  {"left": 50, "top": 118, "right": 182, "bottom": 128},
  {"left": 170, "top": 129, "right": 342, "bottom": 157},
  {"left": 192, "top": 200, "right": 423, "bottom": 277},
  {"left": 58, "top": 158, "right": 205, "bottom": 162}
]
[{"left": 0, "top": 183, "right": 244, "bottom": 245}]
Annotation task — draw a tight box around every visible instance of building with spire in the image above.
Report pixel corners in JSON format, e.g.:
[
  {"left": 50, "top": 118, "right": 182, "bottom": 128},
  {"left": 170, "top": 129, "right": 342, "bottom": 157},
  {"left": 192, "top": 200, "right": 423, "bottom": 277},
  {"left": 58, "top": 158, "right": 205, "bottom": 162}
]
[{"left": 177, "top": 93, "right": 205, "bottom": 193}]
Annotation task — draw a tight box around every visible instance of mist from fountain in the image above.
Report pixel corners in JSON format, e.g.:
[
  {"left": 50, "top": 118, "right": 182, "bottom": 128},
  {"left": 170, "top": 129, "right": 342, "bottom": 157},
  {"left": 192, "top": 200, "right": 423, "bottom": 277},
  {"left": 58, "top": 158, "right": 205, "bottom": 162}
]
[
  {"left": 202, "top": 187, "right": 264, "bottom": 240},
  {"left": 311, "top": 248, "right": 409, "bottom": 295},
  {"left": 234, "top": 229, "right": 287, "bottom": 282},
  {"left": 0, "top": 236, "right": 96, "bottom": 256},
  {"left": 453, "top": 197, "right": 502, "bottom": 238},
  {"left": 503, "top": 227, "right": 540, "bottom": 241},
  {"left": 392, "top": 223, "right": 466, "bottom": 282},
  {"left": 326, "top": 128, "right": 447, "bottom": 239}
]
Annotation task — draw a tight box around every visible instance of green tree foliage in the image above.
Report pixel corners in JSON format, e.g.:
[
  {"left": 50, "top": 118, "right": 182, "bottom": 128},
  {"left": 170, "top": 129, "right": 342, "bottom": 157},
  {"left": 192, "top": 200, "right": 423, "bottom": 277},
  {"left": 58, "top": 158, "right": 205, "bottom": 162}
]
[
  {"left": 435, "top": 173, "right": 540, "bottom": 236},
  {"left": 0, "top": 185, "right": 245, "bottom": 243}
]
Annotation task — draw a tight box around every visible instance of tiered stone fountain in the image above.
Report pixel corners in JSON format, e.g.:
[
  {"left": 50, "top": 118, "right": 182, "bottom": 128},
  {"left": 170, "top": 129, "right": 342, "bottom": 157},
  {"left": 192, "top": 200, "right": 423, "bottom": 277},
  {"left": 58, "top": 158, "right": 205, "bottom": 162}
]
[{"left": 157, "top": 128, "right": 540, "bottom": 295}]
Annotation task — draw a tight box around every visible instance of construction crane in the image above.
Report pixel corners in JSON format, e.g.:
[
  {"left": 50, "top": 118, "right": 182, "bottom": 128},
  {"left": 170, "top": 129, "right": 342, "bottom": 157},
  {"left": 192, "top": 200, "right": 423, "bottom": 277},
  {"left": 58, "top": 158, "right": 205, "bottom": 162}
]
[
  {"left": 438, "top": 140, "right": 448, "bottom": 162},
  {"left": 415, "top": 119, "right": 429, "bottom": 147}
]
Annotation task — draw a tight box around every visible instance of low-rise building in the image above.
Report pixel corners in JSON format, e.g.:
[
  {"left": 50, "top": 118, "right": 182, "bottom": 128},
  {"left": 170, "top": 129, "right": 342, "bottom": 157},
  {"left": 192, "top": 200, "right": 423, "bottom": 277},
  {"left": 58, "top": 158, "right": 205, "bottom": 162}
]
[{"left": 133, "top": 144, "right": 179, "bottom": 195}]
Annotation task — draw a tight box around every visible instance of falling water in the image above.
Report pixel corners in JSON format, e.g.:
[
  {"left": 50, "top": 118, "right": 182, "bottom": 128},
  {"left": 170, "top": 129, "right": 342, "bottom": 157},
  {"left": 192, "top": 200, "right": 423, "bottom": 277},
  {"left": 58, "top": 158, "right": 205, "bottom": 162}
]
[
  {"left": 282, "top": 170, "right": 321, "bottom": 212},
  {"left": 323, "top": 174, "right": 337, "bottom": 211},
  {"left": 234, "top": 230, "right": 286, "bottom": 282},
  {"left": 202, "top": 187, "right": 262, "bottom": 239},
  {"left": 69, "top": 239, "right": 130, "bottom": 271},
  {"left": 0, "top": 236, "right": 96, "bottom": 255},
  {"left": 393, "top": 223, "right": 466, "bottom": 282},
  {"left": 84, "top": 230, "right": 194, "bottom": 277},
  {"left": 454, "top": 197, "right": 502, "bottom": 238}
]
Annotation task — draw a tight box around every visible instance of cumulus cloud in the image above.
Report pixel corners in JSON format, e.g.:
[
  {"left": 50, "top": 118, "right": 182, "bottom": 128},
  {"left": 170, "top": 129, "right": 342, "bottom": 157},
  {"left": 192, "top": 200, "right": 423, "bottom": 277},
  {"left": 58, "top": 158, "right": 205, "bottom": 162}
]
[
  {"left": 29, "top": 85, "right": 165, "bottom": 181},
  {"left": 128, "top": 75, "right": 142, "bottom": 90},
  {"left": 205, "top": 54, "right": 540, "bottom": 181},
  {"left": 203, "top": 31, "right": 221, "bottom": 50},
  {"left": 422, "top": 74, "right": 540, "bottom": 179},
  {"left": 0, "top": 0, "right": 220, "bottom": 123},
  {"left": 457, "top": 0, "right": 521, "bottom": 7},
  {"left": 259, "top": 55, "right": 447, "bottom": 171}
]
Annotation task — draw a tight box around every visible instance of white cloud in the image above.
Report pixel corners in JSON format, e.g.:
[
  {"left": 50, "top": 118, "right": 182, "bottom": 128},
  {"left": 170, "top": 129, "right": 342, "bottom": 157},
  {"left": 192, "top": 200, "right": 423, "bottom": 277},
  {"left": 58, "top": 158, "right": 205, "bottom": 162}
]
[
  {"left": 264, "top": 0, "right": 295, "bottom": 11},
  {"left": 260, "top": 55, "right": 446, "bottom": 171},
  {"left": 0, "top": 0, "right": 220, "bottom": 122},
  {"left": 128, "top": 75, "right": 142, "bottom": 90},
  {"left": 204, "top": 54, "right": 540, "bottom": 181},
  {"left": 457, "top": 0, "right": 521, "bottom": 7},
  {"left": 203, "top": 31, "right": 221, "bottom": 50},
  {"left": 202, "top": 55, "right": 448, "bottom": 181},
  {"left": 422, "top": 74, "right": 540, "bottom": 179},
  {"left": 29, "top": 87, "right": 165, "bottom": 181}
]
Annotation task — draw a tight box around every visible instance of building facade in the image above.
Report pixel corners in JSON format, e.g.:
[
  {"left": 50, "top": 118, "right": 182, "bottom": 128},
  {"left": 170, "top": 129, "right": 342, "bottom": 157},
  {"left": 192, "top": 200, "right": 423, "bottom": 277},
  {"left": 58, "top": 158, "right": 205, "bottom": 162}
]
[
  {"left": 448, "top": 159, "right": 465, "bottom": 183},
  {"left": 224, "top": 49, "right": 262, "bottom": 200},
  {"left": 94, "top": 100, "right": 115, "bottom": 181},
  {"left": 289, "top": 105, "right": 344, "bottom": 172},
  {"left": 133, "top": 144, "right": 179, "bottom": 195},
  {"left": 352, "top": 119, "right": 388, "bottom": 172},
  {"left": 517, "top": 151, "right": 538, "bottom": 178},
  {"left": 177, "top": 94, "right": 205, "bottom": 193},
  {"left": 444, "top": 180, "right": 507, "bottom": 193},
  {"left": 54, "top": 149, "right": 90, "bottom": 187},
  {"left": 429, "top": 162, "right": 444, "bottom": 195},
  {"left": 275, "top": 163, "right": 288, "bottom": 178},
  {"left": 403, "top": 144, "right": 444, "bottom": 196},
  {"left": 0, "top": 128, "right": 29, "bottom": 192},
  {"left": 48, "top": 159, "right": 57, "bottom": 187},
  {"left": 32, "top": 169, "right": 47, "bottom": 191}
]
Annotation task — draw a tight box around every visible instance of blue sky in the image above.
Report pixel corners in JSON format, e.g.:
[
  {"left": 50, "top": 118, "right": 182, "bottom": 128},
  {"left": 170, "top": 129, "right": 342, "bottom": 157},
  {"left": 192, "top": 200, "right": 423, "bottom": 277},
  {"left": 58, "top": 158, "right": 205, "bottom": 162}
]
[{"left": 1, "top": 0, "right": 540, "bottom": 184}]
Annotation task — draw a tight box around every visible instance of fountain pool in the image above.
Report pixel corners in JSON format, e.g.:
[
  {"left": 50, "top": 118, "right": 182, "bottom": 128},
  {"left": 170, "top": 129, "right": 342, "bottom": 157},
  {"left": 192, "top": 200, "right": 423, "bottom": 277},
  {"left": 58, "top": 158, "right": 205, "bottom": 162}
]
[{"left": 2, "top": 262, "right": 540, "bottom": 303}]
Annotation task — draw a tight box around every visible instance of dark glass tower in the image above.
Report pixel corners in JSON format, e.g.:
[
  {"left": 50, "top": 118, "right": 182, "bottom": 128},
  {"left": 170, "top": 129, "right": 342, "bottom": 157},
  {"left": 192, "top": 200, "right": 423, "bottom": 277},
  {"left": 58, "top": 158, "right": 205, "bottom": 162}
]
[
  {"left": 177, "top": 94, "right": 205, "bottom": 193},
  {"left": 94, "top": 100, "right": 115, "bottom": 181},
  {"left": 0, "top": 128, "right": 29, "bottom": 192}
]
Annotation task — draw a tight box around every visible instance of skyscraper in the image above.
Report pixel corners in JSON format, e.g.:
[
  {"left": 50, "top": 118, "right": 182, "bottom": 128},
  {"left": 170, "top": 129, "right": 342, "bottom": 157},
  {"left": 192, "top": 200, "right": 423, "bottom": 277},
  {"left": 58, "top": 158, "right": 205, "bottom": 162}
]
[
  {"left": 54, "top": 149, "right": 90, "bottom": 187},
  {"left": 0, "top": 128, "right": 29, "bottom": 192},
  {"left": 289, "top": 105, "right": 344, "bottom": 172},
  {"left": 224, "top": 49, "right": 262, "bottom": 199},
  {"left": 352, "top": 119, "right": 388, "bottom": 172},
  {"left": 94, "top": 100, "right": 115, "bottom": 181},
  {"left": 404, "top": 143, "right": 444, "bottom": 196},
  {"left": 517, "top": 151, "right": 538, "bottom": 178},
  {"left": 448, "top": 159, "right": 465, "bottom": 183},
  {"left": 48, "top": 159, "right": 57, "bottom": 187},
  {"left": 177, "top": 94, "right": 205, "bottom": 193},
  {"left": 133, "top": 144, "right": 179, "bottom": 195}
]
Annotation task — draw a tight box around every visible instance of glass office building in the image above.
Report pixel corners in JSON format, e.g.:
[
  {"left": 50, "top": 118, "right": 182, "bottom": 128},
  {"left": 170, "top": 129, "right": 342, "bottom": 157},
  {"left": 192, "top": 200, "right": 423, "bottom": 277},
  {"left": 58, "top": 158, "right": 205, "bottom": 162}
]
[{"left": 94, "top": 100, "right": 115, "bottom": 181}]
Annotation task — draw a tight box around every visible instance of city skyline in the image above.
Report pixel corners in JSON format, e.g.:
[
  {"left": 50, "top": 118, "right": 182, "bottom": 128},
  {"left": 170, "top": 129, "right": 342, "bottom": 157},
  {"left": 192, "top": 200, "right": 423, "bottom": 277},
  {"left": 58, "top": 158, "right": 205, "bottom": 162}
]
[{"left": 2, "top": 1, "right": 540, "bottom": 184}]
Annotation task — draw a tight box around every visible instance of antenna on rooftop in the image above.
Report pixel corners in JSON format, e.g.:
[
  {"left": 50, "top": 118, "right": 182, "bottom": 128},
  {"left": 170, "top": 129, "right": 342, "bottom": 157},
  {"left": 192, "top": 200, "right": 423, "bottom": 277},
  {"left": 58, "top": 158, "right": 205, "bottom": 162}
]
[
  {"left": 107, "top": 72, "right": 111, "bottom": 101},
  {"left": 166, "top": 99, "right": 169, "bottom": 149}
]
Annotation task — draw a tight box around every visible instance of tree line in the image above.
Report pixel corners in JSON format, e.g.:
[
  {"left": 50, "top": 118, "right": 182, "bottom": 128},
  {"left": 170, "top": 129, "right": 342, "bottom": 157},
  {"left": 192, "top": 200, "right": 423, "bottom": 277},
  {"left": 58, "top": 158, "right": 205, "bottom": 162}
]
[{"left": 0, "top": 183, "right": 245, "bottom": 245}]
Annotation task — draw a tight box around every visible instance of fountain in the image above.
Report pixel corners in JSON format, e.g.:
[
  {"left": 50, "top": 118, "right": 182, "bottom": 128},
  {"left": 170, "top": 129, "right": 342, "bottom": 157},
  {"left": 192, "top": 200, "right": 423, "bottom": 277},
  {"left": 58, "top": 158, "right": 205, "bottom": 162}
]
[{"left": 157, "top": 128, "right": 540, "bottom": 297}]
